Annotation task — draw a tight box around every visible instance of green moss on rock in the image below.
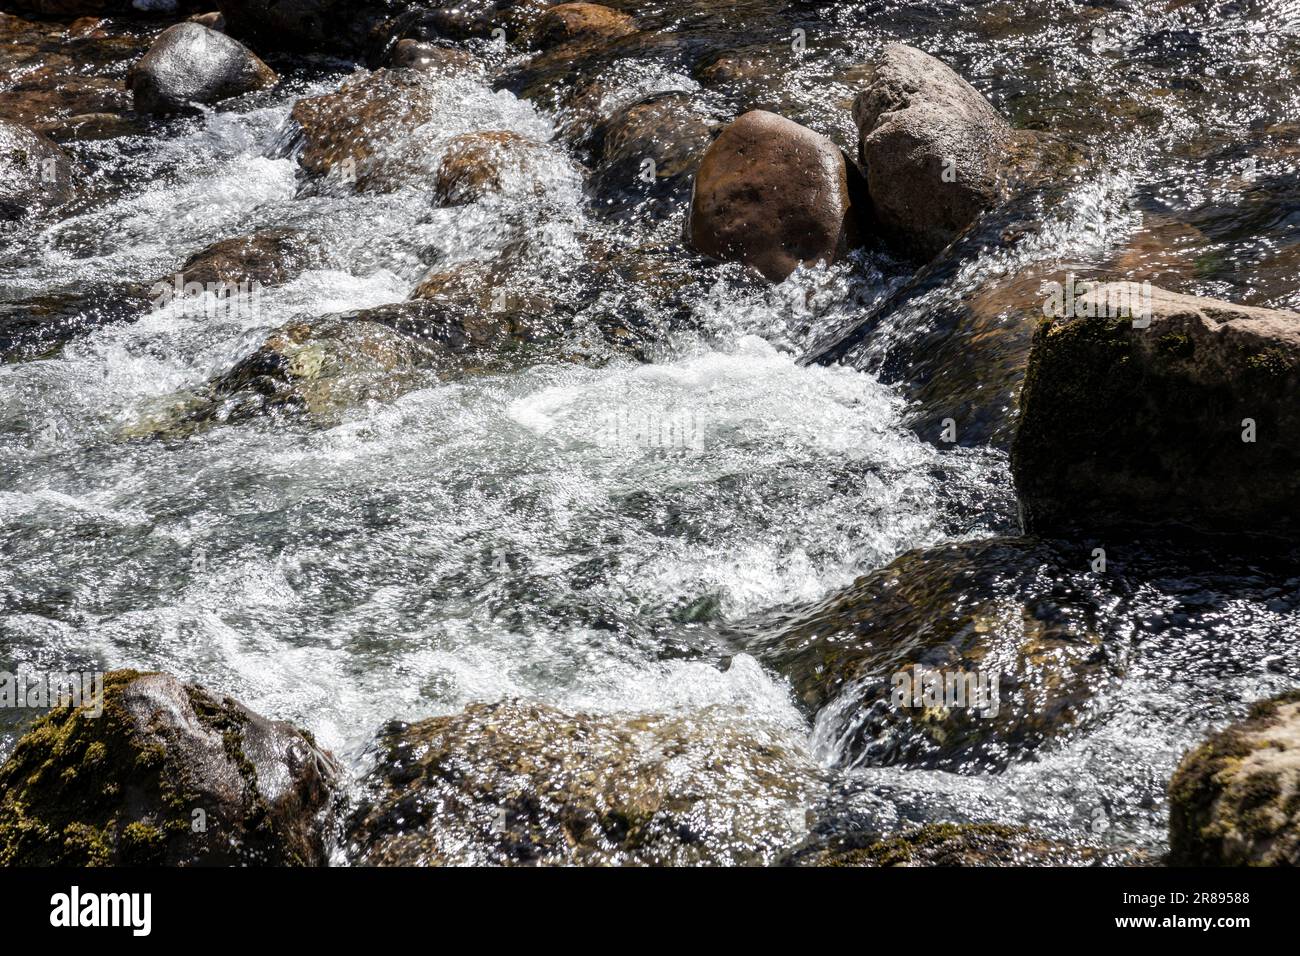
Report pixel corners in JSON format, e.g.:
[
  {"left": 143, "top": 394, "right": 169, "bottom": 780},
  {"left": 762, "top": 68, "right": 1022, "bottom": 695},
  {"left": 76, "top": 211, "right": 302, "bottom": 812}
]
[
  {"left": 0, "top": 669, "right": 340, "bottom": 866},
  {"left": 1168, "top": 690, "right": 1300, "bottom": 866}
]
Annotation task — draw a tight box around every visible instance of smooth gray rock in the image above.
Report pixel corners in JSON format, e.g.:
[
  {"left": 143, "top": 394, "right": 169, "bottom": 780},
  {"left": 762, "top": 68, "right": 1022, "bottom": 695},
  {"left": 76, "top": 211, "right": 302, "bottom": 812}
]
[{"left": 127, "top": 22, "right": 277, "bottom": 115}]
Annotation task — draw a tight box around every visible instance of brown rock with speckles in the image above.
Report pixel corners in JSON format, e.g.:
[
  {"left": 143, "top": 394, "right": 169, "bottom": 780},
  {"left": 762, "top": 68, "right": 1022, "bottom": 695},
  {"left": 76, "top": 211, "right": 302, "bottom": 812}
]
[{"left": 687, "top": 109, "right": 863, "bottom": 282}]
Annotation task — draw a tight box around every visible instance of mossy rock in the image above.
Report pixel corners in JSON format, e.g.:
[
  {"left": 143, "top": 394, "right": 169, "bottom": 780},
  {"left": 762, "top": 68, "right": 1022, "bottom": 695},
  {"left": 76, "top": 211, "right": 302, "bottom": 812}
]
[
  {"left": 741, "top": 537, "right": 1117, "bottom": 772},
  {"left": 0, "top": 670, "right": 340, "bottom": 866},
  {"left": 780, "top": 822, "right": 1142, "bottom": 867},
  {"left": 345, "top": 699, "right": 823, "bottom": 866},
  {"left": 120, "top": 318, "right": 442, "bottom": 439},
  {"left": 1168, "top": 690, "right": 1300, "bottom": 866},
  {"left": 1013, "top": 283, "right": 1300, "bottom": 538}
]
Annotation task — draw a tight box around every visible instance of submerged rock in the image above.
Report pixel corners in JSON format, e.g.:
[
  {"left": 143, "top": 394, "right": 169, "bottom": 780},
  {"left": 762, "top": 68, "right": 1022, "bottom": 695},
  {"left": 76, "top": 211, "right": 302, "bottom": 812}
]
[
  {"left": 0, "top": 119, "right": 78, "bottom": 222},
  {"left": 526, "top": 2, "right": 636, "bottom": 51},
  {"left": 433, "top": 130, "right": 548, "bottom": 206},
  {"left": 0, "top": 670, "right": 339, "bottom": 866},
  {"left": 686, "top": 109, "right": 863, "bottom": 282},
  {"left": 1168, "top": 691, "right": 1300, "bottom": 866},
  {"left": 123, "top": 318, "right": 440, "bottom": 438},
  {"left": 853, "top": 44, "right": 1030, "bottom": 260},
  {"left": 780, "top": 823, "right": 1139, "bottom": 866},
  {"left": 387, "top": 39, "right": 479, "bottom": 74},
  {"left": 128, "top": 22, "right": 277, "bottom": 116},
  {"left": 169, "top": 227, "right": 320, "bottom": 289},
  {"left": 587, "top": 91, "right": 720, "bottom": 219},
  {"left": 288, "top": 68, "right": 450, "bottom": 192},
  {"left": 1012, "top": 283, "right": 1300, "bottom": 539},
  {"left": 345, "top": 700, "right": 822, "bottom": 866},
  {"left": 744, "top": 537, "right": 1115, "bottom": 772}
]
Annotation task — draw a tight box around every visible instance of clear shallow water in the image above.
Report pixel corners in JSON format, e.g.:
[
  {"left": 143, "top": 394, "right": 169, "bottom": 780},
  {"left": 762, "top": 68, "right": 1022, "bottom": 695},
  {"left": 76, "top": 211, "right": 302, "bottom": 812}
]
[{"left": 2, "top": 1, "right": 1298, "bottom": 860}]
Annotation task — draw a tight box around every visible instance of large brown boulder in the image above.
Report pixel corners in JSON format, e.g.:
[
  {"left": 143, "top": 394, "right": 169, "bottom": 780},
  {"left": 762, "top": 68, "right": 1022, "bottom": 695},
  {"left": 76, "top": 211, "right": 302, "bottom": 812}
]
[
  {"left": 433, "top": 130, "right": 548, "bottom": 206},
  {"left": 0, "top": 670, "right": 339, "bottom": 865},
  {"left": 1169, "top": 691, "right": 1300, "bottom": 866},
  {"left": 1012, "top": 282, "right": 1300, "bottom": 538},
  {"left": 853, "top": 44, "right": 1023, "bottom": 260},
  {"left": 344, "top": 700, "right": 822, "bottom": 866},
  {"left": 686, "top": 109, "right": 863, "bottom": 282},
  {"left": 127, "top": 22, "right": 277, "bottom": 115}
]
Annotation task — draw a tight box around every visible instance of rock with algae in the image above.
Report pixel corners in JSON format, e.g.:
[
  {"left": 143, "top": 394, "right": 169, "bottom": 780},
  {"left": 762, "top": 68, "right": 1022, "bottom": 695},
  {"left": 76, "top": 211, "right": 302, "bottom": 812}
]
[
  {"left": 344, "top": 699, "right": 824, "bottom": 866},
  {"left": 0, "top": 670, "right": 340, "bottom": 866}
]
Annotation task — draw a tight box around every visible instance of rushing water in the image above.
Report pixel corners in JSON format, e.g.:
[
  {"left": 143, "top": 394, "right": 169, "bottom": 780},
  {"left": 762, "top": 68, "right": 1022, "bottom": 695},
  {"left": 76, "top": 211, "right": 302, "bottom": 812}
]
[{"left": 2, "top": 1, "right": 1299, "bottom": 861}]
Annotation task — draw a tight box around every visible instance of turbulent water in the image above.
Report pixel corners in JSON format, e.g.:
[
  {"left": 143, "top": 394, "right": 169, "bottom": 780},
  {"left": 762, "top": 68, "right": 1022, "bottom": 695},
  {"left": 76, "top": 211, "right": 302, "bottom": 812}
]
[{"left": 2, "top": 0, "right": 1299, "bottom": 861}]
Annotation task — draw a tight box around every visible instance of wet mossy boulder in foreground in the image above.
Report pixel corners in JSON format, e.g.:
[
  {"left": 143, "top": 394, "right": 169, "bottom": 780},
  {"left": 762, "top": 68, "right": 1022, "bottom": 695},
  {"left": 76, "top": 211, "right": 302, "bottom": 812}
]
[
  {"left": 127, "top": 22, "right": 277, "bottom": 116},
  {"left": 345, "top": 700, "right": 822, "bottom": 866},
  {"left": 1012, "top": 283, "right": 1300, "bottom": 538},
  {"left": 780, "top": 823, "right": 1140, "bottom": 867},
  {"left": 744, "top": 537, "right": 1114, "bottom": 772},
  {"left": 0, "top": 670, "right": 340, "bottom": 866},
  {"left": 1168, "top": 691, "right": 1300, "bottom": 866},
  {"left": 687, "top": 110, "right": 864, "bottom": 282},
  {"left": 853, "top": 43, "right": 1040, "bottom": 260}
]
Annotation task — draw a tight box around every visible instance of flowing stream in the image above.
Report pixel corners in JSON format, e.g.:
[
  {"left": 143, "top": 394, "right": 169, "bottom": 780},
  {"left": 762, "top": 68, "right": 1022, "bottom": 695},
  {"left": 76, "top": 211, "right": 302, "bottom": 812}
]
[{"left": 2, "top": 0, "right": 1299, "bottom": 861}]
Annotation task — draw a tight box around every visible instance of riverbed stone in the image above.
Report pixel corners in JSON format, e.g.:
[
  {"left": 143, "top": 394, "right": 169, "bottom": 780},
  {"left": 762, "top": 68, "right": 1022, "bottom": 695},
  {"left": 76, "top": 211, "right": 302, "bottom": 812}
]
[
  {"left": 1168, "top": 691, "right": 1300, "bottom": 866},
  {"left": 0, "top": 670, "right": 340, "bottom": 866},
  {"left": 168, "top": 227, "right": 320, "bottom": 289},
  {"left": 744, "top": 537, "right": 1114, "bottom": 772},
  {"left": 0, "top": 119, "right": 78, "bottom": 222},
  {"left": 289, "top": 68, "right": 448, "bottom": 192},
  {"left": 852, "top": 43, "right": 1021, "bottom": 259},
  {"left": 433, "top": 130, "right": 547, "bottom": 206},
  {"left": 127, "top": 22, "right": 277, "bottom": 116},
  {"left": 686, "top": 109, "right": 863, "bottom": 282},
  {"left": 587, "top": 92, "right": 719, "bottom": 218},
  {"left": 526, "top": 3, "right": 636, "bottom": 51},
  {"left": 344, "top": 699, "right": 822, "bottom": 866},
  {"left": 1012, "top": 283, "right": 1300, "bottom": 538}
]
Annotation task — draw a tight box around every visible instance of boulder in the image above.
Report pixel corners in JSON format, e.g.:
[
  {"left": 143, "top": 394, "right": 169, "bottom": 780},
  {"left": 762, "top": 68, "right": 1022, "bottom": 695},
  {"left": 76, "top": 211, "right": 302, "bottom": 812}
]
[
  {"left": 686, "top": 109, "right": 863, "bottom": 282},
  {"left": 189, "top": 11, "right": 226, "bottom": 31},
  {"left": 1168, "top": 691, "right": 1300, "bottom": 866},
  {"left": 344, "top": 700, "right": 822, "bottom": 866},
  {"left": 0, "top": 670, "right": 339, "bottom": 866},
  {"left": 1012, "top": 283, "right": 1300, "bottom": 538},
  {"left": 168, "top": 227, "right": 320, "bottom": 289},
  {"left": 122, "top": 318, "right": 440, "bottom": 439},
  {"left": 853, "top": 44, "right": 1024, "bottom": 259},
  {"left": 526, "top": 3, "right": 636, "bottom": 50},
  {"left": 433, "top": 130, "right": 547, "bottom": 206},
  {"left": 288, "top": 68, "right": 447, "bottom": 192},
  {"left": 0, "top": 119, "right": 78, "bottom": 222},
  {"left": 780, "top": 823, "right": 1139, "bottom": 866},
  {"left": 743, "top": 537, "right": 1115, "bottom": 772},
  {"left": 127, "top": 22, "right": 277, "bottom": 116}
]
